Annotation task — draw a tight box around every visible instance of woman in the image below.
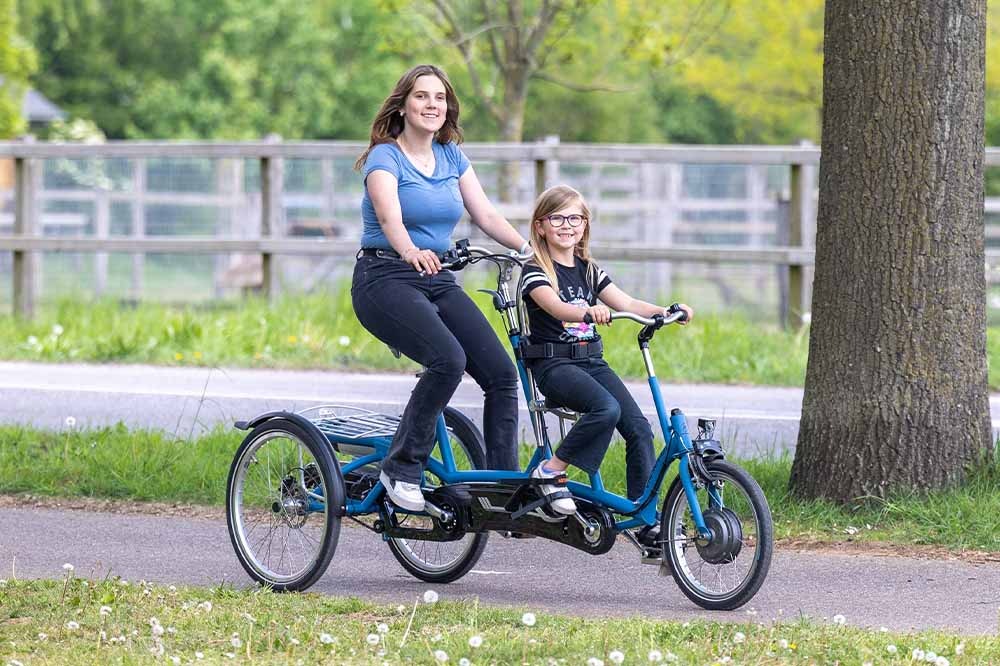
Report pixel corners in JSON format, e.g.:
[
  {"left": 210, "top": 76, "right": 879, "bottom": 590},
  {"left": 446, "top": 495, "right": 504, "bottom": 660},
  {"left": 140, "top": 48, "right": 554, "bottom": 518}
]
[{"left": 352, "top": 64, "right": 530, "bottom": 512}]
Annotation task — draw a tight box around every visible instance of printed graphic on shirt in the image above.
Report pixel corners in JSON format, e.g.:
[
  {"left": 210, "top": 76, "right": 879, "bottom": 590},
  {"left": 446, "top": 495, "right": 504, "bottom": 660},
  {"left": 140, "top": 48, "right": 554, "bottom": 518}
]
[{"left": 520, "top": 259, "right": 612, "bottom": 345}]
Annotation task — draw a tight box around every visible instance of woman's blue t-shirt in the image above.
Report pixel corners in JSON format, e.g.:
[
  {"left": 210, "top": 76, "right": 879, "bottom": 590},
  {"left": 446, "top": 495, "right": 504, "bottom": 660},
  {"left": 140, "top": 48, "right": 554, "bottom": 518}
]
[{"left": 360, "top": 141, "right": 471, "bottom": 253}]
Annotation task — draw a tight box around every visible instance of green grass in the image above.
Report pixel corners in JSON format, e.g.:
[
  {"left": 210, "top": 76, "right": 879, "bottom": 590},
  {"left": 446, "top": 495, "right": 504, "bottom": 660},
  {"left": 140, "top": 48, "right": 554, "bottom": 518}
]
[
  {"left": 0, "top": 288, "right": 810, "bottom": 385},
  {"left": 0, "top": 578, "right": 993, "bottom": 665},
  {"left": 2, "top": 424, "right": 998, "bottom": 552}
]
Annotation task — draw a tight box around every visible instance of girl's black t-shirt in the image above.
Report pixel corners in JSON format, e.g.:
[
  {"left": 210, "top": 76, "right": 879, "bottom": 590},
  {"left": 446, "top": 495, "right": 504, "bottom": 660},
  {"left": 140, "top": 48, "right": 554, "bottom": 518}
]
[{"left": 520, "top": 258, "right": 612, "bottom": 344}]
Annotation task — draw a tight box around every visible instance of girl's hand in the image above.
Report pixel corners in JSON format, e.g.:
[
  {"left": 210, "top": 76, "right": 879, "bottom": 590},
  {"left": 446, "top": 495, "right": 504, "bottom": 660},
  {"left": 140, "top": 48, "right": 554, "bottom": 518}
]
[
  {"left": 585, "top": 304, "right": 612, "bottom": 325},
  {"left": 664, "top": 303, "right": 694, "bottom": 325},
  {"left": 403, "top": 247, "right": 442, "bottom": 275}
]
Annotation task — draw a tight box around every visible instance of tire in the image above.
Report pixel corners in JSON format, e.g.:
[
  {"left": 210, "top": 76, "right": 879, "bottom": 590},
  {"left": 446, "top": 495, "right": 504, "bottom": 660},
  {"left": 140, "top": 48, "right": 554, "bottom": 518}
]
[
  {"left": 385, "top": 407, "right": 490, "bottom": 583},
  {"left": 226, "top": 418, "right": 342, "bottom": 592},
  {"left": 661, "top": 459, "right": 773, "bottom": 610}
]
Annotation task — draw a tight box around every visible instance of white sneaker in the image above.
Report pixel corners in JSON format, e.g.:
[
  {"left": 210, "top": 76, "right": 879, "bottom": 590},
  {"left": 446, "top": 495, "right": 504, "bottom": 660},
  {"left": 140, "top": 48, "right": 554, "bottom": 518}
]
[
  {"left": 530, "top": 462, "right": 577, "bottom": 515},
  {"left": 379, "top": 471, "right": 425, "bottom": 512}
]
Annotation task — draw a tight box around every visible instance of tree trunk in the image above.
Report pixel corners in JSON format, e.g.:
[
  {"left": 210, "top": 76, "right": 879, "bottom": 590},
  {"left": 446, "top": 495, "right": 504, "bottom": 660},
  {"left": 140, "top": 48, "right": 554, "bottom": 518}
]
[
  {"left": 790, "top": 0, "right": 992, "bottom": 503},
  {"left": 496, "top": 70, "right": 528, "bottom": 203}
]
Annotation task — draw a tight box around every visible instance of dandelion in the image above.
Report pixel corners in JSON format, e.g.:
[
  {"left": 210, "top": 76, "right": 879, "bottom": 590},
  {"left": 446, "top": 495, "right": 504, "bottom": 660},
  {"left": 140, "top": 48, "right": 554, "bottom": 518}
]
[
  {"left": 468, "top": 635, "right": 483, "bottom": 648},
  {"left": 168, "top": 585, "right": 177, "bottom": 593},
  {"left": 609, "top": 650, "right": 625, "bottom": 664},
  {"left": 832, "top": 614, "right": 846, "bottom": 625},
  {"left": 377, "top": 623, "right": 389, "bottom": 634},
  {"left": 338, "top": 336, "right": 351, "bottom": 347},
  {"left": 778, "top": 639, "right": 789, "bottom": 649},
  {"left": 366, "top": 634, "right": 380, "bottom": 646},
  {"left": 434, "top": 649, "right": 449, "bottom": 662},
  {"left": 886, "top": 644, "right": 898, "bottom": 654},
  {"left": 231, "top": 633, "right": 242, "bottom": 649},
  {"left": 37, "top": 633, "right": 48, "bottom": 641},
  {"left": 587, "top": 658, "right": 605, "bottom": 666},
  {"left": 65, "top": 621, "right": 80, "bottom": 630},
  {"left": 733, "top": 631, "right": 746, "bottom": 644},
  {"left": 648, "top": 649, "right": 663, "bottom": 662},
  {"left": 62, "top": 562, "right": 75, "bottom": 573},
  {"left": 170, "top": 657, "right": 181, "bottom": 665},
  {"left": 0, "top": 579, "right": 6, "bottom": 587},
  {"left": 521, "top": 612, "right": 536, "bottom": 627},
  {"left": 27, "top": 335, "right": 38, "bottom": 346},
  {"left": 193, "top": 351, "right": 203, "bottom": 360},
  {"left": 935, "top": 658, "right": 950, "bottom": 666},
  {"left": 459, "top": 659, "right": 471, "bottom": 666},
  {"left": 955, "top": 642, "right": 965, "bottom": 655},
  {"left": 423, "top": 589, "right": 439, "bottom": 604},
  {"left": 913, "top": 648, "right": 926, "bottom": 661},
  {"left": 52, "top": 324, "right": 64, "bottom": 336},
  {"left": 287, "top": 335, "right": 298, "bottom": 344},
  {"left": 432, "top": 632, "right": 443, "bottom": 642},
  {"left": 290, "top": 638, "right": 300, "bottom": 646},
  {"left": 195, "top": 652, "right": 204, "bottom": 660},
  {"left": 319, "top": 633, "right": 335, "bottom": 644},
  {"left": 167, "top": 627, "right": 176, "bottom": 635},
  {"left": 925, "top": 651, "right": 938, "bottom": 662},
  {"left": 879, "top": 626, "right": 888, "bottom": 632},
  {"left": 197, "top": 600, "right": 212, "bottom": 612},
  {"left": 396, "top": 604, "right": 406, "bottom": 614},
  {"left": 152, "top": 624, "right": 165, "bottom": 637},
  {"left": 119, "top": 579, "right": 130, "bottom": 587},
  {"left": 174, "top": 353, "right": 184, "bottom": 361},
  {"left": 100, "top": 606, "right": 112, "bottom": 617},
  {"left": 64, "top": 416, "right": 77, "bottom": 428}
]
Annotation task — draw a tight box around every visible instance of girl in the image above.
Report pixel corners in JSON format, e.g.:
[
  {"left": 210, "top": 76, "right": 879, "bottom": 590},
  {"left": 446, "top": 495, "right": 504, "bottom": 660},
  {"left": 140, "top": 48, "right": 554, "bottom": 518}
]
[
  {"left": 352, "top": 64, "right": 531, "bottom": 512},
  {"left": 520, "top": 185, "right": 694, "bottom": 532}
]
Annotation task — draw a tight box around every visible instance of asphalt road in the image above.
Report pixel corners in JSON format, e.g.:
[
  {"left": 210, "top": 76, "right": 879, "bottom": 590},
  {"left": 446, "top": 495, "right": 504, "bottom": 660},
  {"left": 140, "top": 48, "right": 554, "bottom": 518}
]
[
  {"left": 1, "top": 504, "right": 998, "bottom": 635},
  {"left": 0, "top": 361, "right": 816, "bottom": 456}
]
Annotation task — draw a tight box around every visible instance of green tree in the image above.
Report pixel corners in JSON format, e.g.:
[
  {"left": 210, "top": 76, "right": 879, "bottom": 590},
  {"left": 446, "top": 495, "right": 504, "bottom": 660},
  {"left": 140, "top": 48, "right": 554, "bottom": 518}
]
[{"left": 0, "top": 0, "right": 36, "bottom": 138}]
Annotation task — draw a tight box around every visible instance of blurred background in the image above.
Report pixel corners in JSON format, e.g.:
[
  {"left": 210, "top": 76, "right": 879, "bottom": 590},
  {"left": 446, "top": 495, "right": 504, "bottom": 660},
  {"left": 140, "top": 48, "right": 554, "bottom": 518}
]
[{"left": 3, "top": 0, "right": 1000, "bottom": 323}]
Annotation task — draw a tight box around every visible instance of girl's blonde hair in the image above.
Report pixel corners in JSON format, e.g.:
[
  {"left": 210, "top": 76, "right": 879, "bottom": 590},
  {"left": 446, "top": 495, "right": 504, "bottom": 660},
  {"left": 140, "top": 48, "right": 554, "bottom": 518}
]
[
  {"left": 354, "top": 64, "right": 463, "bottom": 171},
  {"left": 529, "top": 185, "right": 597, "bottom": 292}
]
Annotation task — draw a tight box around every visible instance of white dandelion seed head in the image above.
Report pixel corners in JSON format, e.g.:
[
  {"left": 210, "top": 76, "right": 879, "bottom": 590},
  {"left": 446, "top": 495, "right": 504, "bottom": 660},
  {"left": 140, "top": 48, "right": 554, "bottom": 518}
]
[
  {"left": 609, "top": 650, "right": 625, "bottom": 664},
  {"left": 366, "top": 633, "right": 380, "bottom": 646},
  {"left": 521, "top": 612, "right": 536, "bottom": 627},
  {"left": 377, "top": 623, "right": 389, "bottom": 634},
  {"left": 118, "top": 579, "right": 129, "bottom": 587},
  {"left": 733, "top": 631, "right": 746, "bottom": 644},
  {"left": 468, "top": 635, "right": 483, "bottom": 648},
  {"left": 197, "top": 600, "right": 212, "bottom": 612},
  {"left": 338, "top": 336, "right": 351, "bottom": 347},
  {"left": 170, "top": 657, "right": 181, "bottom": 665},
  {"left": 432, "top": 632, "right": 443, "bottom": 642},
  {"left": 37, "top": 633, "right": 48, "bottom": 641},
  {"left": 230, "top": 634, "right": 242, "bottom": 648},
  {"left": 587, "top": 658, "right": 605, "bottom": 666},
  {"left": 459, "top": 659, "right": 471, "bottom": 666},
  {"left": 648, "top": 649, "right": 663, "bottom": 662},
  {"left": 925, "top": 651, "right": 938, "bottom": 662},
  {"left": 62, "top": 562, "right": 75, "bottom": 573},
  {"left": 396, "top": 604, "right": 406, "bottom": 614},
  {"left": 168, "top": 585, "right": 177, "bottom": 593},
  {"left": 935, "top": 658, "right": 950, "bottom": 666},
  {"left": 319, "top": 633, "right": 335, "bottom": 644},
  {"left": 913, "top": 649, "right": 926, "bottom": 660},
  {"left": 778, "top": 639, "right": 789, "bottom": 649},
  {"left": 290, "top": 638, "right": 300, "bottom": 646},
  {"left": 955, "top": 642, "right": 965, "bottom": 655},
  {"left": 150, "top": 642, "right": 165, "bottom": 657},
  {"left": 887, "top": 645, "right": 897, "bottom": 654},
  {"left": 879, "top": 626, "right": 888, "bottom": 632},
  {"left": 99, "top": 606, "right": 112, "bottom": 617},
  {"left": 152, "top": 624, "right": 165, "bottom": 637},
  {"left": 423, "top": 589, "right": 439, "bottom": 604},
  {"left": 832, "top": 614, "right": 846, "bottom": 625},
  {"left": 65, "top": 621, "right": 80, "bottom": 630},
  {"left": 167, "top": 627, "right": 175, "bottom": 634},
  {"left": 663, "top": 653, "right": 678, "bottom": 663},
  {"left": 195, "top": 652, "right": 204, "bottom": 660},
  {"left": 434, "top": 649, "right": 449, "bottom": 662}
]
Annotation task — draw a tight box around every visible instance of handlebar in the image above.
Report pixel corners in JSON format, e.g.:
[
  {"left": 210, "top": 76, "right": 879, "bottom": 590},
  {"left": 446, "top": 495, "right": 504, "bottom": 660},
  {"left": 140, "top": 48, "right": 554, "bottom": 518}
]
[
  {"left": 439, "top": 241, "right": 533, "bottom": 271},
  {"left": 583, "top": 307, "right": 688, "bottom": 328}
]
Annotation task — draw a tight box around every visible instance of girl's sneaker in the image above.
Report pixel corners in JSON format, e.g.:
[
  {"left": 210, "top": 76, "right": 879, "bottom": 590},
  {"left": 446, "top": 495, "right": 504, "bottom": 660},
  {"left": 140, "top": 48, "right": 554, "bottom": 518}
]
[
  {"left": 530, "top": 462, "right": 577, "bottom": 515},
  {"left": 379, "top": 471, "right": 425, "bottom": 512}
]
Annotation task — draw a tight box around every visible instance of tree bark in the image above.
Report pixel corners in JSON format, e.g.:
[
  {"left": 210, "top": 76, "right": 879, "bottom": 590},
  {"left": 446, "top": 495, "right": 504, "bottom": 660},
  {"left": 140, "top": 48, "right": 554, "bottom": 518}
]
[{"left": 790, "top": 0, "right": 992, "bottom": 502}]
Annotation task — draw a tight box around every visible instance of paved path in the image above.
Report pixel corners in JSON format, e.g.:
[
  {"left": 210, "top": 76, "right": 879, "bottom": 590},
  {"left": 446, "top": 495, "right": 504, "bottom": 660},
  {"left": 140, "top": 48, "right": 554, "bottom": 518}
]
[
  {"left": 1, "top": 505, "right": 997, "bottom": 635},
  {"left": 0, "top": 361, "right": 836, "bottom": 456}
]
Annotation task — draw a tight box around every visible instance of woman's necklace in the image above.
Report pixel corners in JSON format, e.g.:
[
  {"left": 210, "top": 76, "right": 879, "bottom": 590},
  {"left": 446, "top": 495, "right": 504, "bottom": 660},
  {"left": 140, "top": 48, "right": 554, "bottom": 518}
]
[{"left": 397, "top": 138, "right": 434, "bottom": 174}]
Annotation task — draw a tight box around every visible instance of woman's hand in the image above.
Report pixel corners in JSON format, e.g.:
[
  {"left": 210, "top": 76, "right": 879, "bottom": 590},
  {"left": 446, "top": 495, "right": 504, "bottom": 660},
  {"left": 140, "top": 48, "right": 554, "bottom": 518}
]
[
  {"left": 403, "top": 247, "right": 442, "bottom": 275},
  {"left": 585, "top": 304, "right": 612, "bottom": 325}
]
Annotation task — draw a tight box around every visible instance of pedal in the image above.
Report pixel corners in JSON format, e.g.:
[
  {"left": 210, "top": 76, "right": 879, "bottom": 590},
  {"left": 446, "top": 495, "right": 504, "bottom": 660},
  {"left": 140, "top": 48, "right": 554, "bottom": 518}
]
[
  {"left": 500, "top": 531, "right": 537, "bottom": 539},
  {"left": 640, "top": 547, "right": 662, "bottom": 565}
]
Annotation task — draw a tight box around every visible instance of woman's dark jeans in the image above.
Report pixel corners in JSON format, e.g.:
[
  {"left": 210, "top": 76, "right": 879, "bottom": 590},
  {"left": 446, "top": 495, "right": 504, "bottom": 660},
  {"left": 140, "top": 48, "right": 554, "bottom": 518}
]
[
  {"left": 532, "top": 356, "right": 655, "bottom": 501},
  {"left": 351, "top": 256, "right": 519, "bottom": 484}
]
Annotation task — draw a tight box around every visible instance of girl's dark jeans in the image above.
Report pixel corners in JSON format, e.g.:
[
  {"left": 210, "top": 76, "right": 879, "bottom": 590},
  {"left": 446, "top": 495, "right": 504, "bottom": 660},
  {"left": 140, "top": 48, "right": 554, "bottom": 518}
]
[
  {"left": 351, "top": 256, "right": 519, "bottom": 484},
  {"left": 531, "top": 356, "right": 655, "bottom": 501}
]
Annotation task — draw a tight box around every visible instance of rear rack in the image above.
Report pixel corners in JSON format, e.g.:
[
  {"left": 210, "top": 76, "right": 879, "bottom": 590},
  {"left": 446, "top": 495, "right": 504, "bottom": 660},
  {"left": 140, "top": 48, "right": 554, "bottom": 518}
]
[{"left": 298, "top": 405, "right": 400, "bottom": 440}]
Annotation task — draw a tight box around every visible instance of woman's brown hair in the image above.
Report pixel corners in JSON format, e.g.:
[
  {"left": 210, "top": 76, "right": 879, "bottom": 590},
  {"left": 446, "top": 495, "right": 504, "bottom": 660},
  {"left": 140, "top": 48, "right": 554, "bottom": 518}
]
[
  {"left": 528, "top": 185, "right": 596, "bottom": 293},
  {"left": 354, "top": 64, "right": 464, "bottom": 171}
]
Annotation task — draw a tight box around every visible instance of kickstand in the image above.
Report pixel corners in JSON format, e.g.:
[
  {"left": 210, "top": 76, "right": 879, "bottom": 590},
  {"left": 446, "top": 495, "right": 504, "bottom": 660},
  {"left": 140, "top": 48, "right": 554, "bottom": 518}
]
[{"left": 623, "top": 529, "right": 663, "bottom": 565}]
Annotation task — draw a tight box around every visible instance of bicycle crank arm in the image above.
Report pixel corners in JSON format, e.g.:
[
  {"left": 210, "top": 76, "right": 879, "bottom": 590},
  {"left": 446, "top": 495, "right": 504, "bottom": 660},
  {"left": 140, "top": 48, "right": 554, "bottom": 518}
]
[{"left": 422, "top": 499, "right": 454, "bottom": 525}]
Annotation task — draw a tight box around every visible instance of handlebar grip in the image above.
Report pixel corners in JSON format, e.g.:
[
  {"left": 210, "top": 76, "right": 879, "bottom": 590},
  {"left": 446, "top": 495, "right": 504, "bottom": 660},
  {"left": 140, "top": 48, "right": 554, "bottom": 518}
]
[
  {"left": 583, "top": 313, "right": 594, "bottom": 325},
  {"left": 668, "top": 303, "right": 689, "bottom": 323}
]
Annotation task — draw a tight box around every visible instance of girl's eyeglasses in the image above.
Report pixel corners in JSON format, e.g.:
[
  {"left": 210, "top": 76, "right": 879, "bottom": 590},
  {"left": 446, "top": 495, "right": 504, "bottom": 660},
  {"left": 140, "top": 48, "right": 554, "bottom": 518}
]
[{"left": 543, "top": 214, "right": 587, "bottom": 228}]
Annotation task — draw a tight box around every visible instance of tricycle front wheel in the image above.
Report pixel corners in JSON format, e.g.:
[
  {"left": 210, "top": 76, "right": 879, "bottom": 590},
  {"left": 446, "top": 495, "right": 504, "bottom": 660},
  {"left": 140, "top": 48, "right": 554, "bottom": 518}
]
[{"left": 661, "top": 460, "right": 773, "bottom": 610}]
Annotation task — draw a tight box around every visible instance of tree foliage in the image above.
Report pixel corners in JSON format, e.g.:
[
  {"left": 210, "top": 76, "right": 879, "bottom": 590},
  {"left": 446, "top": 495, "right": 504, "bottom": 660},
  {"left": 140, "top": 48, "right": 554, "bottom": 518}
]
[{"left": 0, "top": 0, "right": 36, "bottom": 138}]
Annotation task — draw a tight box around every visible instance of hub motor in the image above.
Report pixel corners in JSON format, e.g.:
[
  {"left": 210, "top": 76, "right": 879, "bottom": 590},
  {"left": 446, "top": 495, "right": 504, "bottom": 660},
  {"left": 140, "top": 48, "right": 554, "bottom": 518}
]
[{"left": 695, "top": 507, "right": 743, "bottom": 564}]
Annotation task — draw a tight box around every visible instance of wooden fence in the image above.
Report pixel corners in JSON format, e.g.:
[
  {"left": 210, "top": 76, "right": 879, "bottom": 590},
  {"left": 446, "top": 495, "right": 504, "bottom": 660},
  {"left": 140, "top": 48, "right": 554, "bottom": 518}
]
[{"left": 2, "top": 139, "right": 999, "bottom": 327}]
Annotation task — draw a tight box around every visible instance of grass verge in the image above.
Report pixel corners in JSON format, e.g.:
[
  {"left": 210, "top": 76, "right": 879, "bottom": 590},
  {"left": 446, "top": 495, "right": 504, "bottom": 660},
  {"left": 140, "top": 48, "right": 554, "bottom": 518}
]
[
  {"left": 1, "top": 424, "right": 998, "bottom": 553},
  {"left": 0, "top": 577, "right": 993, "bottom": 665}
]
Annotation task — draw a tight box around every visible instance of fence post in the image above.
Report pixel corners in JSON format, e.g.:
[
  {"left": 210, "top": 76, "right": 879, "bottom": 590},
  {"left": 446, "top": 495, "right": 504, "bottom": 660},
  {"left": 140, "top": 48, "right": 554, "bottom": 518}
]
[
  {"left": 260, "top": 135, "right": 284, "bottom": 301},
  {"left": 13, "top": 137, "right": 37, "bottom": 318},
  {"left": 786, "top": 160, "right": 806, "bottom": 330},
  {"left": 130, "top": 159, "right": 146, "bottom": 301},
  {"left": 534, "top": 135, "right": 560, "bottom": 198}
]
